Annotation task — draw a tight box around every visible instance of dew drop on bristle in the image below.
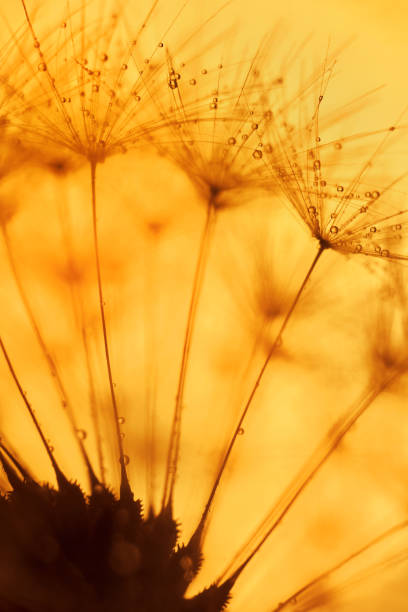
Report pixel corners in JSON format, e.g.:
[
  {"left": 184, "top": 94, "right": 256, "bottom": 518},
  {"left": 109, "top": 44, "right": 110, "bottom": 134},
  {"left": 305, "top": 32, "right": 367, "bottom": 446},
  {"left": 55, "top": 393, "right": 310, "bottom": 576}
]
[
  {"left": 330, "top": 226, "right": 339, "bottom": 234},
  {"left": 252, "top": 150, "right": 262, "bottom": 159},
  {"left": 76, "top": 429, "right": 87, "bottom": 440},
  {"left": 308, "top": 206, "right": 316, "bottom": 215},
  {"left": 360, "top": 206, "right": 368, "bottom": 213},
  {"left": 100, "top": 53, "right": 108, "bottom": 62},
  {"left": 334, "top": 142, "right": 342, "bottom": 149},
  {"left": 365, "top": 191, "right": 372, "bottom": 198},
  {"left": 118, "top": 416, "right": 126, "bottom": 425},
  {"left": 238, "top": 428, "right": 244, "bottom": 435},
  {"left": 370, "top": 226, "right": 377, "bottom": 233},
  {"left": 381, "top": 249, "right": 390, "bottom": 257},
  {"left": 355, "top": 244, "right": 362, "bottom": 252},
  {"left": 313, "top": 160, "right": 321, "bottom": 170},
  {"left": 38, "top": 62, "right": 47, "bottom": 72},
  {"left": 122, "top": 64, "right": 128, "bottom": 70},
  {"left": 201, "top": 68, "right": 207, "bottom": 74},
  {"left": 168, "top": 79, "right": 178, "bottom": 90},
  {"left": 372, "top": 191, "right": 380, "bottom": 198},
  {"left": 189, "top": 78, "right": 196, "bottom": 85},
  {"left": 158, "top": 42, "right": 164, "bottom": 47},
  {"left": 337, "top": 185, "right": 344, "bottom": 192},
  {"left": 120, "top": 454, "right": 130, "bottom": 466}
]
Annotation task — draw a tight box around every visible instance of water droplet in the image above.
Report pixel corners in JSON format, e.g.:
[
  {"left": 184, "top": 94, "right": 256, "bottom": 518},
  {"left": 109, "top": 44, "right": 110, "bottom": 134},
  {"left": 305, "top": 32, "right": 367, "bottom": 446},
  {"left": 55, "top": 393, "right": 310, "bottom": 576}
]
[
  {"left": 120, "top": 432, "right": 125, "bottom": 439},
  {"left": 76, "top": 429, "right": 87, "bottom": 440},
  {"left": 228, "top": 137, "right": 236, "bottom": 145},
  {"left": 308, "top": 206, "right": 316, "bottom": 215},
  {"left": 370, "top": 226, "right": 377, "bottom": 233},
  {"left": 209, "top": 102, "right": 217, "bottom": 109},
  {"left": 118, "top": 416, "right": 125, "bottom": 424},
  {"left": 264, "top": 144, "right": 273, "bottom": 153},
  {"left": 337, "top": 185, "right": 344, "bottom": 192},
  {"left": 34, "top": 41, "right": 40, "bottom": 48},
  {"left": 252, "top": 149, "right": 262, "bottom": 159},
  {"left": 396, "top": 223, "right": 402, "bottom": 230},
  {"left": 330, "top": 225, "right": 339, "bottom": 234},
  {"left": 381, "top": 249, "right": 390, "bottom": 257},
  {"left": 251, "top": 123, "right": 258, "bottom": 130},
  {"left": 189, "top": 78, "right": 196, "bottom": 85},
  {"left": 237, "top": 428, "right": 244, "bottom": 435},
  {"left": 218, "top": 63, "right": 223, "bottom": 69},
  {"left": 61, "top": 21, "right": 67, "bottom": 28},
  {"left": 320, "top": 180, "right": 326, "bottom": 186},
  {"left": 120, "top": 454, "right": 130, "bottom": 466},
  {"left": 264, "top": 110, "right": 273, "bottom": 121},
  {"left": 133, "top": 94, "right": 141, "bottom": 102},
  {"left": 100, "top": 53, "right": 108, "bottom": 62},
  {"left": 168, "top": 78, "right": 178, "bottom": 89},
  {"left": 319, "top": 95, "right": 323, "bottom": 102},
  {"left": 372, "top": 190, "right": 380, "bottom": 198},
  {"left": 313, "top": 160, "right": 321, "bottom": 171},
  {"left": 365, "top": 191, "right": 372, "bottom": 198},
  {"left": 334, "top": 142, "right": 342, "bottom": 150},
  {"left": 241, "top": 134, "right": 248, "bottom": 141},
  {"left": 354, "top": 244, "right": 362, "bottom": 252},
  {"left": 92, "top": 84, "right": 99, "bottom": 92},
  {"left": 315, "top": 136, "right": 321, "bottom": 142},
  {"left": 49, "top": 445, "right": 54, "bottom": 452},
  {"left": 158, "top": 42, "right": 164, "bottom": 47},
  {"left": 360, "top": 206, "right": 368, "bottom": 213},
  {"left": 122, "top": 63, "right": 128, "bottom": 70},
  {"left": 38, "top": 62, "right": 47, "bottom": 72},
  {"left": 201, "top": 68, "right": 207, "bottom": 74}
]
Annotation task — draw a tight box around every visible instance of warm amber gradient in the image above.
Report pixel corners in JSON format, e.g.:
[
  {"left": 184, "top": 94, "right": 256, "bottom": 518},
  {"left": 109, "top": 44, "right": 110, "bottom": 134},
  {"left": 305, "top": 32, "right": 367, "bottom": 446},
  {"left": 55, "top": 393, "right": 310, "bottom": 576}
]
[{"left": 0, "top": 1, "right": 408, "bottom": 611}]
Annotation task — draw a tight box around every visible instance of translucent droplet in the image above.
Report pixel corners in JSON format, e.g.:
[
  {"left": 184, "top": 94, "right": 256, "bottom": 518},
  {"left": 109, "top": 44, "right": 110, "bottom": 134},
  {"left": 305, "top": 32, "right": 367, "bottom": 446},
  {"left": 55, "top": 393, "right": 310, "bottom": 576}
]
[
  {"left": 34, "top": 41, "right": 40, "bottom": 49},
  {"left": 334, "top": 142, "right": 342, "bottom": 150},
  {"left": 38, "top": 62, "right": 47, "bottom": 72},
  {"left": 320, "top": 180, "right": 326, "bottom": 186},
  {"left": 319, "top": 95, "right": 323, "bottom": 102},
  {"left": 252, "top": 123, "right": 258, "bottom": 130},
  {"left": 228, "top": 137, "right": 236, "bottom": 145},
  {"left": 120, "top": 432, "right": 125, "bottom": 439},
  {"left": 209, "top": 102, "right": 217, "bottom": 109},
  {"left": 264, "top": 144, "right": 273, "bottom": 153},
  {"left": 218, "top": 63, "right": 223, "bottom": 69},
  {"left": 370, "top": 226, "right": 377, "bottom": 233},
  {"left": 201, "top": 68, "right": 207, "bottom": 75},
  {"left": 365, "top": 191, "right": 372, "bottom": 198},
  {"left": 308, "top": 206, "right": 316, "bottom": 215},
  {"left": 100, "top": 53, "right": 109, "bottom": 62},
  {"left": 241, "top": 134, "right": 248, "bottom": 141},
  {"left": 189, "top": 78, "right": 196, "bottom": 85},
  {"left": 264, "top": 110, "right": 273, "bottom": 121},
  {"left": 396, "top": 223, "right": 402, "bottom": 230},
  {"left": 76, "top": 429, "right": 87, "bottom": 440},
  {"left": 337, "top": 185, "right": 344, "bottom": 192},
  {"left": 133, "top": 94, "right": 141, "bottom": 102},
  {"left": 122, "top": 63, "right": 128, "bottom": 70},
  {"left": 372, "top": 190, "right": 380, "bottom": 198},
  {"left": 313, "top": 160, "right": 321, "bottom": 171},
  {"left": 360, "top": 206, "right": 368, "bottom": 213},
  {"left": 252, "top": 149, "right": 262, "bottom": 159},
  {"left": 168, "top": 78, "right": 178, "bottom": 89},
  {"left": 120, "top": 454, "right": 130, "bottom": 466},
  {"left": 237, "top": 428, "right": 244, "bottom": 435},
  {"left": 381, "top": 249, "right": 390, "bottom": 257},
  {"left": 158, "top": 42, "right": 164, "bottom": 47},
  {"left": 330, "top": 225, "right": 339, "bottom": 234},
  {"left": 118, "top": 416, "right": 126, "bottom": 425},
  {"left": 316, "top": 136, "right": 321, "bottom": 142},
  {"left": 354, "top": 244, "right": 362, "bottom": 252}
]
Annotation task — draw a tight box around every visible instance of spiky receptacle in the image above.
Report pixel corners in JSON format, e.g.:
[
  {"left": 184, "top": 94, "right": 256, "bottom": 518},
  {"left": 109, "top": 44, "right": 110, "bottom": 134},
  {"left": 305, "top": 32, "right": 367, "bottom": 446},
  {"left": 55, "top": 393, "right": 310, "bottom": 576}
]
[{"left": 0, "top": 445, "right": 232, "bottom": 612}]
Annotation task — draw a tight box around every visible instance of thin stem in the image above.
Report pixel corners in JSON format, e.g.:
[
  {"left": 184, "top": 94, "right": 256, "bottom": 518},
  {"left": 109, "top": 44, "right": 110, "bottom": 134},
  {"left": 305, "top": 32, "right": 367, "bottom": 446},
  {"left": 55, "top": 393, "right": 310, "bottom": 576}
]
[
  {"left": 219, "top": 364, "right": 405, "bottom": 583},
  {"left": 0, "top": 336, "right": 62, "bottom": 480},
  {"left": 90, "top": 161, "right": 128, "bottom": 493},
  {"left": 1, "top": 224, "right": 97, "bottom": 480},
  {"left": 144, "top": 231, "right": 159, "bottom": 510},
  {"left": 162, "top": 202, "right": 217, "bottom": 508},
  {"left": 272, "top": 520, "right": 408, "bottom": 611},
  {"left": 195, "top": 244, "right": 325, "bottom": 537}
]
